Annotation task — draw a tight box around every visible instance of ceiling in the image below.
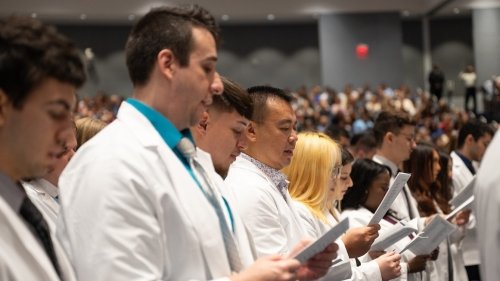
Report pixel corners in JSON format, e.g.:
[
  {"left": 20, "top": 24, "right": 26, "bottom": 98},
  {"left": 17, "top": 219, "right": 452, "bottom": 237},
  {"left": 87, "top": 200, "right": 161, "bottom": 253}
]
[{"left": 1, "top": 0, "right": 500, "bottom": 24}]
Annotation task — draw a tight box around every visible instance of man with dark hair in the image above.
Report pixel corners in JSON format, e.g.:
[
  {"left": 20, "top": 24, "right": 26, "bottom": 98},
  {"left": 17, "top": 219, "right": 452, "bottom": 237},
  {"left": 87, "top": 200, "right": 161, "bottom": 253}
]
[
  {"left": 372, "top": 111, "right": 421, "bottom": 222},
  {"left": 226, "top": 85, "right": 339, "bottom": 280},
  {"left": 450, "top": 119, "right": 494, "bottom": 281},
  {"left": 0, "top": 16, "right": 85, "bottom": 280},
  {"left": 192, "top": 76, "right": 252, "bottom": 178},
  {"left": 57, "top": 5, "right": 312, "bottom": 281},
  {"left": 191, "top": 77, "right": 305, "bottom": 274}
]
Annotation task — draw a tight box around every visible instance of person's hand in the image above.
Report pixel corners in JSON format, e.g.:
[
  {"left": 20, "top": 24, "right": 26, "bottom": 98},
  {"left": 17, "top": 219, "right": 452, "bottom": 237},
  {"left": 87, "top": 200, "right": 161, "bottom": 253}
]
[
  {"left": 454, "top": 209, "right": 471, "bottom": 226},
  {"left": 407, "top": 255, "right": 430, "bottom": 273},
  {"left": 368, "top": 250, "right": 386, "bottom": 260},
  {"left": 429, "top": 247, "right": 439, "bottom": 261},
  {"left": 342, "top": 224, "right": 380, "bottom": 258},
  {"left": 230, "top": 255, "right": 300, "bottom": 281},
  {"left": 375, "top": 251, "right": 402, "bottom": 281},
  {"left": 287, "top": 239, "right": 339, "bottom": 281}
]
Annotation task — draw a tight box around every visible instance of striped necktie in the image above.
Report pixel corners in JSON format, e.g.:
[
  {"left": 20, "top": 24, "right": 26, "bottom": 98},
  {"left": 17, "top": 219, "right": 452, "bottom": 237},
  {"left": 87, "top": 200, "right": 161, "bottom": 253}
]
[{"left": 177, "top": 138, "right": 243, "bottom": 272}]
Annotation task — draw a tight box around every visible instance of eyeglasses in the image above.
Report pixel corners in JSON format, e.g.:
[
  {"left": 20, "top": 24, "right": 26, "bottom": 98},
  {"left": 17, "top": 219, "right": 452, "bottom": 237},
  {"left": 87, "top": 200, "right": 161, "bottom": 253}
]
[{"left": 331, "top": 165, "right": 343, "bottom": 179}]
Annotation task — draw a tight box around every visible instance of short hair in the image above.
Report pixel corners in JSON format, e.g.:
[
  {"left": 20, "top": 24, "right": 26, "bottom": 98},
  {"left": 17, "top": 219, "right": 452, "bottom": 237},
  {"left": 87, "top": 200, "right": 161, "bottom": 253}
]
[
  {"left": 341, "top": 159, "right": 391, "bottom": 210},
  {"left": 351, "top": 131, "right": 376, "bottom": 150},
  {"left": 456, "top": 119, "right": 495, "bottom": 149},
  {"left": 125, "top": 4, "right": 219, "bottom": 86},
  {"left": 209, "top": 76, "right": 252, "bottom": 120},
  {"left": 283, "top": 132, "right": 342, "bottom": 223},
  {"left": 247, "top": 85, "right": 292, "bottom": 123},
  {"left": 0, "top": 16, "right": 85, "bottom": 108},
  {"left": 75, "top": 117, "right": 107, "bottom": 150},
  {"left": 373, "top": 111, "right": 415, "bottom": 147}
]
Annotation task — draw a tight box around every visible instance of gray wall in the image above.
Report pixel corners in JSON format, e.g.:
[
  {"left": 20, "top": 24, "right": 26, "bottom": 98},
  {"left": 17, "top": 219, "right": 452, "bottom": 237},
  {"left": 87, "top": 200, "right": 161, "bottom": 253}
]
[
  {"left": 217, "top": 24, "right": 320, "bottom": 89},
  {"left": 56, "top": 16, "right": 476, "bottom": 97},
  {"left": 473, "top": 8, "right": 500, "bottom": 85},
  {"left": 319, "top": 12, "right": 404, "bottom": 89},
  {"left": 429, "top": 16, "right": 473, "bottom": 100},
  {"left": 402, "top": 20, "right": 424, "bottom": 90}
]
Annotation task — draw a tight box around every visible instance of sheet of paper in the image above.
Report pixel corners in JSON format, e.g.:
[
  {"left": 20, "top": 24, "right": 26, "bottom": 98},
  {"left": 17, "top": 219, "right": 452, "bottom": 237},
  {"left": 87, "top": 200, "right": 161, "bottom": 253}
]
[
  {"left": 371, "top": 221, "right": 418, "bottom": 251},
  {"left": 324, "top": 259, "right": 352, "bottom": 281},
  {"left": 449, "top": 177, "right": 476, "bottom": 208},
  {"left": 446, "top": 196, "right": 474, "bottom": 221},
  {"left": 293, "top": 217, "right": 349, "bottom": 263},
  {"left": 399, "top": 215, "right": 456, "bottom": 256},
  {"left": 368, "top": 172, "right": 411, "bottom": 225}
]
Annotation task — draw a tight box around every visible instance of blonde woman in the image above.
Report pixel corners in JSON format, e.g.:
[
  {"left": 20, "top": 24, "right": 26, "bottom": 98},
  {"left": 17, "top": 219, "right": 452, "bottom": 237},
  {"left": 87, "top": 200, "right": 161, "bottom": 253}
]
[
  {"left": 75, "top": 117, "right": 107, "bottom": 150},
  {"left": 283, "top": 132, "right": 401, "bottom": 281}
]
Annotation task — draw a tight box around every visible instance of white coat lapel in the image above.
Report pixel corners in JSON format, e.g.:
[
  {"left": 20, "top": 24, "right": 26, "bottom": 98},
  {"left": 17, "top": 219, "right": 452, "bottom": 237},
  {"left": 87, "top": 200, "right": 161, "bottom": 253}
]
[
  {"left": 0, "top": 197, "right": 60, "bottom": 281},
  {"left": 155, "top": 144, "right": 231, "bottom": 277},
  {"left": 118, "top": 104, "right": 232, "bottom": 277}
]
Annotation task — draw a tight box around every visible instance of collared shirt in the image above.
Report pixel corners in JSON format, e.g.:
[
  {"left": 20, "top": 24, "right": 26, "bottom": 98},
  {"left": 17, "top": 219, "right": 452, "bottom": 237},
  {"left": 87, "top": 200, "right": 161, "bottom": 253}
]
[
  {"left": 0, "top": 171, "right": 25, "bottom": 213},
  {"left": 127, "top": 98, "right": 196, "bottom": 177},
  {"left": 453, "top": 150, "right": 476, "bottom": 175},
  {"left": 241, "top": 153, "right": 289, "bottom": 200}
]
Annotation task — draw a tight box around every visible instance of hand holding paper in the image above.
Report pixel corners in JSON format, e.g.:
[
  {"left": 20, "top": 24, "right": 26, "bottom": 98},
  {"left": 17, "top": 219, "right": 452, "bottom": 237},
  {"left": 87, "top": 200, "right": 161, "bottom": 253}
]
[
  {"left": 400, "top": 215, "right": 456, "bottom": 256},
  {"left": 292, "top": 217, "right": 349, "bottom": 263},
  {"left": 369, "top": 172, "right": 411, "bottom": 225}
]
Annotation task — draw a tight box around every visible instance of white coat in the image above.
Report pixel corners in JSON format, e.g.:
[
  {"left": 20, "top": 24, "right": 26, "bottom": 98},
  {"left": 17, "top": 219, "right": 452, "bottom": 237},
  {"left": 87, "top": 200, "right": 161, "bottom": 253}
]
[
  {"left": 57, "top": 102, "right": 231, "bottom": 281},
  {"left": 372, "top": 155, "right": 423, "bottom": 228},
  {"left": 0, "top": 195, "right": 76, "bottom": 281},
  {"left": 341, "top": 207, "right": 428, "bottom": 281},
  {"left": 196, "top": 148, "right": 257, "bottom": 268},
  {"left": 293, "top": 201, "right": 382, "bottom": 281},
  {"left": 474, "top": 131, "right": 500, "bottom": 281},
  {"left": 23, "top": 179, "right": 59, "bottom": 232},
  {"left": 450, "top": 150, "right": 479, "bottom": 267},
  {"left": 225, "top": 155, "right": 306, "bottom": 257}
]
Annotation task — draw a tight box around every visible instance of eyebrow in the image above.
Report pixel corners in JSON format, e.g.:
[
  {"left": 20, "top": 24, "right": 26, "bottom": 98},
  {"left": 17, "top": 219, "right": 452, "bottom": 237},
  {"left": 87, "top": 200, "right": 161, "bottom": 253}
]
[
  {"left": 45, "top": 100, "right": 72, "bottom": 111},
  {"left": 277, "top": 119, "right": 293, "bottom": 126},
  {"left": 203, "top": 56, "right": 218, "bottom": 63}
]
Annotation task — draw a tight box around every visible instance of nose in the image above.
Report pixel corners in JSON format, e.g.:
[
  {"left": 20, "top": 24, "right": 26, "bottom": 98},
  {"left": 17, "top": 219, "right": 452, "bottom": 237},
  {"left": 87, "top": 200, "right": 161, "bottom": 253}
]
[
  {"left": 289, "top": 126, "right": 298, "bottom": 144},
  {"left": 56, "top": 122, "right": 75, "bottom": 149},
  {"left": 237, "top": 132, "right": 249, "bottom": 152},
  {"left": 210, "top": 72, "right": 223, "bottom": 96}
]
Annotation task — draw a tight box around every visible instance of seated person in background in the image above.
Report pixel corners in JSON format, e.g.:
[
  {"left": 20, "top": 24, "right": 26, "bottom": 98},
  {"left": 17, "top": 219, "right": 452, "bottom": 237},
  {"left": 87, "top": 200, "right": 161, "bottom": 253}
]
[
  {"left": 341, "top": 159, "right": 430, "bottom": 281},
  {"left": 350, "top": 130, "right": 377, "bottom": 160},
  {"left": 283, "top": 132, "right": 401, "bottom": 281}
]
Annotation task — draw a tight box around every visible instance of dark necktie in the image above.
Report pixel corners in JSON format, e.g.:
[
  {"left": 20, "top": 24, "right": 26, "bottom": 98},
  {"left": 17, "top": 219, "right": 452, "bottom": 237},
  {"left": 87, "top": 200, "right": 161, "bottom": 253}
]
[
  {"left": 177, "top": 138, "right": 243, "bottom": 272},
  {"left": 19, "top": 196, "right": 62, "bottom": 278}
]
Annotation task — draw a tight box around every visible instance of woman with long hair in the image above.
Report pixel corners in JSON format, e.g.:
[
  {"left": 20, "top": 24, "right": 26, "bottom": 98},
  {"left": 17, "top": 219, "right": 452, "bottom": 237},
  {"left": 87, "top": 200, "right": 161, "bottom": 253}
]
[
  {"left": 404, "top": 144, "right": 469, "bottom": 281},
  {"left": 341, "top": 158, "right": 430, "bottom": 281},
  {"left": 283, "top": 132, "right": 401, "bottom": 281}
]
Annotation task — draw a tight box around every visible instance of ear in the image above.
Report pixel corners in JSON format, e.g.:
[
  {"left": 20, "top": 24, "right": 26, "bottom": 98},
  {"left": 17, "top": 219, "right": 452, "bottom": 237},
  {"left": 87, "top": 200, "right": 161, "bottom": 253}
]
[
  {"left": 157, "top": 49, "right": 177, "bottom": 80},
  {"left": 385, "top": 132, "right": 395, "bottom": 144},
  {"left": 195, "top": 111, "right": 209, "bottom": 135},
  {"left": 246, "top": 122, "right": 258, "bottom": 143},
  {"left": 465, "top": 134, "right": 475, "bottom": 145}
]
